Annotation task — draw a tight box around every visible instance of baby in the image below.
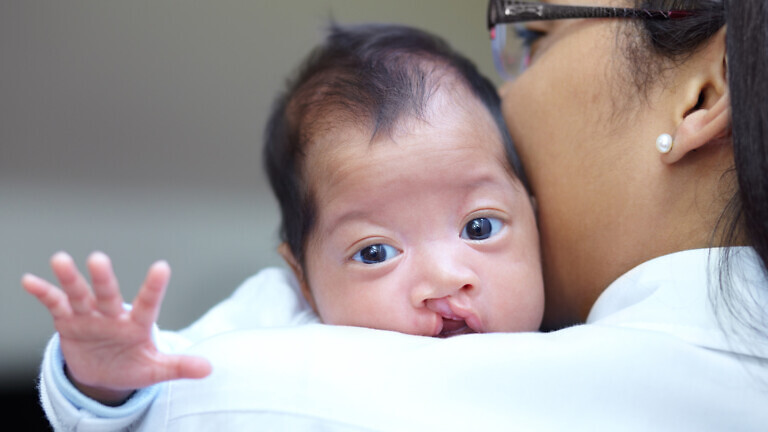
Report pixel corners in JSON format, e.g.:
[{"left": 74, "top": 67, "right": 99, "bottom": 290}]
[
  {"left": 265, "top": 22, "right": 544, "bottom": 337},
  {"left": 24, "top": 23, "right": 544, "bottom": 408}
]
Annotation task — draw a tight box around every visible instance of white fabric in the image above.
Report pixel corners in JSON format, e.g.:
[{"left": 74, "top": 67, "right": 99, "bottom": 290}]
[
  {"left": 177, "top": 267, "right": 319, "bottom": 341},
  {"left": 40, "top": 248, "right": 768, "bottom": 431}
]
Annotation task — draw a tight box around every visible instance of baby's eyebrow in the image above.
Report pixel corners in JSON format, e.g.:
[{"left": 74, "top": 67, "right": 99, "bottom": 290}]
[
  {"left": 460, "top": 173, "right": 522, "bottom": 196},
  {"left": 319, "top": 172, "right": 521, "bottom": 238},
  {"left": 322, "top": 209, "right": 371, "bottom": 238},
  {"left": 464, "top": 176, "right": 509, "bottom": 190}
]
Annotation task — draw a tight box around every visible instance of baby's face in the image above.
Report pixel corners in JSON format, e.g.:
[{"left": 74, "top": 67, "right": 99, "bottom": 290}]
[{"left": 295, "top": 91, "right": 544, "bottom": 336}]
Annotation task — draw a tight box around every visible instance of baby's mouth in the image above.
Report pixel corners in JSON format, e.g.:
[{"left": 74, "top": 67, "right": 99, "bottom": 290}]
[
  {"left": 426, "top": 296, "right": 482, "bottom": 337},
  {"left": 438, "top": 318, "right": 475, "bottom": 338}
]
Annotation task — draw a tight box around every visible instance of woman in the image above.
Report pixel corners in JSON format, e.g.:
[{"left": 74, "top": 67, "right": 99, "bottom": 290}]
[
  {"left": 493, "top": 0, "right": 767, "bottom": 334},
  {"left": 27, "top": 0, "right": 768, "bottom": 430}
]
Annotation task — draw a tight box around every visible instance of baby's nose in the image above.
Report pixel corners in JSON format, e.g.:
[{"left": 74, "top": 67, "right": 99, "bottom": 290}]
[{"left": 408, "top": 242, "right": 480, "bottom": 306}]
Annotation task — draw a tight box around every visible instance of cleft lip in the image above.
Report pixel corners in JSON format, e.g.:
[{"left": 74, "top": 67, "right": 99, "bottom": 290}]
[
  {"left": 426, "top": 296, "right": 483, "bottom": 337},
  {"left": 437, "top": 318, "right": 475, "bottom": 338}
]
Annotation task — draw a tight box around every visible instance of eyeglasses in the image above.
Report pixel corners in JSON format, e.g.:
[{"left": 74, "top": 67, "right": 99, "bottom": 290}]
[{"left": 487, "top": 0, "right": 698, "bottom": 81}]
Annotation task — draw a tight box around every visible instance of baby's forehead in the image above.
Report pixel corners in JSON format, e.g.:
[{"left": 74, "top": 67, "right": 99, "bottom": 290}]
[
  {"left": 304, "top": 89, "right": 521, "bottom": 189},
  {"left": 307, "top": 79, "right": 504, "bottom": 151},
  {"left": 421, "top": 81, "right": 499, "bottom": 131},
  {"left": 296, "top": 69, "right": 525, "bottom": 191},
  {"left": 304, "top": 126, "right": 530, "bottom": 247}
]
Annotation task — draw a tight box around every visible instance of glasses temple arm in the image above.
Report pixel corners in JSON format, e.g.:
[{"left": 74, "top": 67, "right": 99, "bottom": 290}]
[{"left": 488, "top": 1, "right": 694, "bottom": 29}]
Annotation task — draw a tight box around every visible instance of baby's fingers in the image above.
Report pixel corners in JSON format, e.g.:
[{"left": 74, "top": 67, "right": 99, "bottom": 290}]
[
  {"left": 22, "top": 274, "right": 73, "bottom": 319},
  {"left": 50, "top": 252, "right": 95, "bottom": 315},
  {"left": 154, "top": 354, "right": 212, "bottom": 383},
  {"left": 87, "top": 252, "right": 125, "bottom": 317},
  {"left": 131, "top": 261, "right": 171, "bottom": 328}
]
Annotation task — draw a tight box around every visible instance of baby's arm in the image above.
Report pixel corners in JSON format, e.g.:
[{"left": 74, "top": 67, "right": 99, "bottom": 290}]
[{"left": 23, "top": 251, "right": 211, "bottom": 405}]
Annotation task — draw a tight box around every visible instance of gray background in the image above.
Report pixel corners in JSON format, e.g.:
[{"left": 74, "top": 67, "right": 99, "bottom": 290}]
[{"left": 1, "top": 0, "right": 495, "bottom": 405}]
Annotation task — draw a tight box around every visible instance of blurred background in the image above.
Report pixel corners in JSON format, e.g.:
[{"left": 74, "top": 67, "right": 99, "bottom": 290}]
[{"left": 1, "top": 0, "right": 495, "bottom": 429}]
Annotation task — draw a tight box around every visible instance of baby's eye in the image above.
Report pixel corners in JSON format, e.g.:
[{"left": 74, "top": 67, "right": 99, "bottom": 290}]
[
  {"left": 352, "top": 244, "right": 400, "bottom": 264},
  {"left": 461, "top": 217, "right": 503, "bottom": 241}
]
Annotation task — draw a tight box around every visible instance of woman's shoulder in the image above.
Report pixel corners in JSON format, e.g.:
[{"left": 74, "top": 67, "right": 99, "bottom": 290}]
[
  {"left": 157, "top": 322, "right": 768, "bottom": 431},
  {"left": 588, "top": 247, "right": 768, "bottom": 356}
]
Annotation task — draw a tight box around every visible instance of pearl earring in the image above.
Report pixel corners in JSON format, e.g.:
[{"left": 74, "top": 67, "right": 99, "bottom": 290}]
[{"left": 656, "top": 133, "right": 673, "bottom": 154}]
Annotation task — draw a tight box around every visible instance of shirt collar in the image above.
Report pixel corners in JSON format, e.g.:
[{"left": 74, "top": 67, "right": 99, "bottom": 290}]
[{"left": 586, "top": 247, "right": 768, "bottom": 357}]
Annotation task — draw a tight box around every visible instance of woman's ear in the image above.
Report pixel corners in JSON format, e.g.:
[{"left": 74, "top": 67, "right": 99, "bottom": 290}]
[
  {"left": 662, "top": 27, "right": 731, "bottom": 164},
  {"left": 664, "top": 91, "right": 731, "bottom": 164},
  {"left": 278, "top": 242, "right": 318, "bottom": 313}
]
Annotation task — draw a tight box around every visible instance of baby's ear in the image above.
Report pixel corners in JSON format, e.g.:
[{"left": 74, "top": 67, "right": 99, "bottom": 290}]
[
  {"left": 277, "top": 243, "right": 317, "bottom": 312},
  {"left": 529, "top": 195, "right": 538, "bottom": 216}
]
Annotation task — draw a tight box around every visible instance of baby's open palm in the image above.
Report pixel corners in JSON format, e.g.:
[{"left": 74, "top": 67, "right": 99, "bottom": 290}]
[{"left": 23, "top": 252, "right": 211, "bottom": 405}]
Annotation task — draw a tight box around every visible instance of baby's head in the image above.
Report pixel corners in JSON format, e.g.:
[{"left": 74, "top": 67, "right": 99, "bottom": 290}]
[{"left": 264, "top": 23, "right": 543, "bottom": 336}]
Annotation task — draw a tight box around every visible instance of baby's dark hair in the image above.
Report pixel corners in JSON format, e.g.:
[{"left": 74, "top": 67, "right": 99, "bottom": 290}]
[{"left": 263, "top": 23, "right": 526, "bottom": 265}]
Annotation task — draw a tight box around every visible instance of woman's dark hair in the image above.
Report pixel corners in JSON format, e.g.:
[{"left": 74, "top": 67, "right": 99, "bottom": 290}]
[
  {"left": 630, "top": 0, "right": 768, "bottom": 334},
  {"left": 263, "top": 23, "right": 525, "bottom": 266}
]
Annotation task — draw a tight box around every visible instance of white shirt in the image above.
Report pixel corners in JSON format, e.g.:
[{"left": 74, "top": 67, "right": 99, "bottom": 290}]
[{"left": 39, "top": 248, "right": 768, "bottom": 431}]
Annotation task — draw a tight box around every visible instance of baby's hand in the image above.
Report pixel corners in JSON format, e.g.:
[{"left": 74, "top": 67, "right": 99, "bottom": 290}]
[{"left": 22, "top": 252, "right": 212, "bottom": 406}]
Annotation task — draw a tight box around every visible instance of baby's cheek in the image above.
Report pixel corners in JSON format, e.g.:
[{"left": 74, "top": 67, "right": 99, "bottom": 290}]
[
  {"left": 514, "top": 270, "right": 546, "bottom": 331},
  {"left": 311, "top": 292, "right": 348, "bottom": 325},
  {"left": 312, "top": 288, "right": 372, "bottom": 327},
  {"left": 492, "top": 266, "right": 544, "bottom": 332}
]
